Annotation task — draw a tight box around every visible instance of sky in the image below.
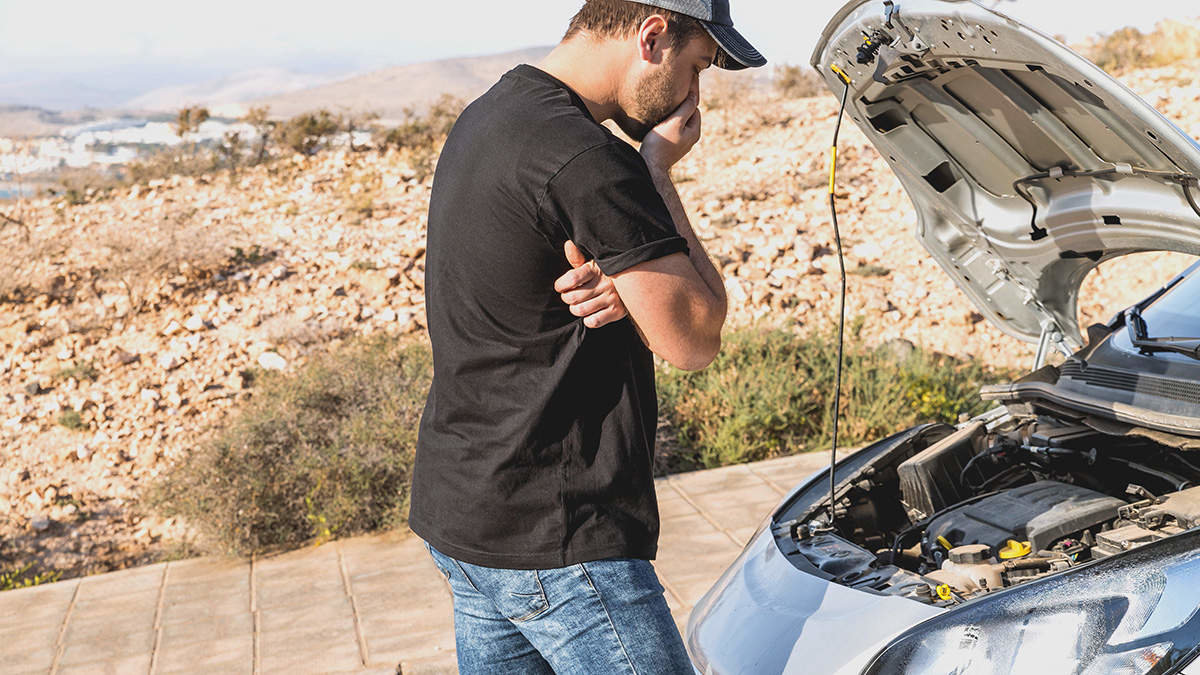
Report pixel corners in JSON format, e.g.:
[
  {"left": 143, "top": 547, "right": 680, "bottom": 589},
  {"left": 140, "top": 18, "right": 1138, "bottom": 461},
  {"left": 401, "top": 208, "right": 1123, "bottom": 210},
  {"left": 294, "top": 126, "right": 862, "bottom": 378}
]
[{"left": 1, "top": 0, "right": 1196, "bottom": 110}]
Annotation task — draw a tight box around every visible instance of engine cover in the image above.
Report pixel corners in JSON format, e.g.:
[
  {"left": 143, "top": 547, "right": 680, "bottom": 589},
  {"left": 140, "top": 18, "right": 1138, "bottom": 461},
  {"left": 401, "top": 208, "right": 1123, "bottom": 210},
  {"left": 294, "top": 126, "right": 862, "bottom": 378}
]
[{"left": 926, "top": 480, "right": 1125, "bottom": 553}]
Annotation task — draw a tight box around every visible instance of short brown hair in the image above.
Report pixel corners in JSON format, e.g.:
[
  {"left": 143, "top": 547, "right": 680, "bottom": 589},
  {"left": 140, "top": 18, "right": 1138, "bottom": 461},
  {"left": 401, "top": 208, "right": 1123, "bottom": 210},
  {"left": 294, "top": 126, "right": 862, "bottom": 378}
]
[{"left": 564, "top": 0, "right": 708, "bottom": 50}]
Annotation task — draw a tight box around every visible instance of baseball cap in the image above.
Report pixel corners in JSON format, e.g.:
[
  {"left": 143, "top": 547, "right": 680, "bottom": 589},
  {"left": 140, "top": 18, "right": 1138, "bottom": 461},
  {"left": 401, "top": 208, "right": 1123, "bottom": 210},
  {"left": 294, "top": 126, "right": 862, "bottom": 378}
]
[{"left": 636, "top": 0, "right": 766, "bottom": 70}]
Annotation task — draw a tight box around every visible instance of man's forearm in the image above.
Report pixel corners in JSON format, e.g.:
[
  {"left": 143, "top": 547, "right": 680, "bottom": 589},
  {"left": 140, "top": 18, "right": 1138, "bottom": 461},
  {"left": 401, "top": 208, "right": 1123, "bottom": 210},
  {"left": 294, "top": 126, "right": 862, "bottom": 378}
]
[{"left": 646, "top": 166, "right": 728, "bottom": 318}]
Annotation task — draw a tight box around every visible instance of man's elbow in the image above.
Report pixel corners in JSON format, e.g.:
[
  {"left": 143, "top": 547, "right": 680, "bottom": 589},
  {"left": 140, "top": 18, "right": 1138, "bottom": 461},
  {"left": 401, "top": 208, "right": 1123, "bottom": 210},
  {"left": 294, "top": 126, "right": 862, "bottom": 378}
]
[{"left": 663, "top": 330, "right": 721, "bottom": 372}]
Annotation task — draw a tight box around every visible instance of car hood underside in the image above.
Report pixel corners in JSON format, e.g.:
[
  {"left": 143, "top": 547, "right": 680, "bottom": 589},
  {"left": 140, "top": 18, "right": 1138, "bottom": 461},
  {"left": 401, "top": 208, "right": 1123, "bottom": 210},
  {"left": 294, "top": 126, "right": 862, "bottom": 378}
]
[{"left": 812, "top": 0, "right": 1200, "bottom": 351}]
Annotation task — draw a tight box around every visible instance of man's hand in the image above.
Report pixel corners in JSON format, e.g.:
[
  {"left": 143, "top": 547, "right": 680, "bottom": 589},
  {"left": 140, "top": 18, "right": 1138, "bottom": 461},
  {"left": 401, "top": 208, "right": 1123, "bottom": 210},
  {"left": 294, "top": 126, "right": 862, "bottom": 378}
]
[
  {"left": 553, "top": 240, "right": 629, "bottom": 329},
  {"left": 639, "top": 77, "right": 701, "bottom": 172}
]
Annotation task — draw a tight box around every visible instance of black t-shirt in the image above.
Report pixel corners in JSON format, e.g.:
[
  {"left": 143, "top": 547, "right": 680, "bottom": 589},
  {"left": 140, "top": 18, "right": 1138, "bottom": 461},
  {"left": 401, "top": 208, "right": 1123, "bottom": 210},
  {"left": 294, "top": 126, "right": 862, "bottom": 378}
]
[{"left": 407, "top": 64, "right": 689, "bottom": 569}]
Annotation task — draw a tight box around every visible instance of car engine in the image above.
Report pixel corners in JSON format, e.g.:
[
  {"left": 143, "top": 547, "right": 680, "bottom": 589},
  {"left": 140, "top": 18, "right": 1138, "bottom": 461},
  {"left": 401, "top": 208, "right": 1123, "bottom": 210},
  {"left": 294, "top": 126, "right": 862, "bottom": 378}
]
[{"left": 787, "top": 416, "right": 1200, "bottom": 607}]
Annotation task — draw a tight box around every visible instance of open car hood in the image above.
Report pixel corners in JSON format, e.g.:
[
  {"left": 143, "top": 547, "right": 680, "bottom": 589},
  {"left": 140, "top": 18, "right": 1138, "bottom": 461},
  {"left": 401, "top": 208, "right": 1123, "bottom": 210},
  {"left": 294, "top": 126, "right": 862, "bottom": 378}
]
[{"left": 812, "top": 0, "right": 1200, "bottom": 352}]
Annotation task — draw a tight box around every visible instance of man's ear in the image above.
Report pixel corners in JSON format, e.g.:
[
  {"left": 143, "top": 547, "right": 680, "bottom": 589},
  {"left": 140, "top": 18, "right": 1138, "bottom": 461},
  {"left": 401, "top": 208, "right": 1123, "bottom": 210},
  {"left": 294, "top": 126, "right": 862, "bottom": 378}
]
[{"left": 636, "top": 14, "right": 669, "bottom": 64}]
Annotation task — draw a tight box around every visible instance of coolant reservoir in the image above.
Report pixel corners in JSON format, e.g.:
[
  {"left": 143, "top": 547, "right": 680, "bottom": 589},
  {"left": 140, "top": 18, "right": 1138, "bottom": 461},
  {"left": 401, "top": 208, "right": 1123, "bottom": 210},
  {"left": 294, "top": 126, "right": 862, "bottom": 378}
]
[{"left": 928, "top": 544, "right": 1004, "bottom": 593}]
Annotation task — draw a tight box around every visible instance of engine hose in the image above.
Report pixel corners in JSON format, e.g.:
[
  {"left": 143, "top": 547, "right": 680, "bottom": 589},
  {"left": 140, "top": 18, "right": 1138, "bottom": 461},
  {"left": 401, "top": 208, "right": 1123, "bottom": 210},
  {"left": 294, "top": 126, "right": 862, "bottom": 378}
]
[
  {"left": 1002, "top": 557, "right": 1057, "bottom": 572},
  {"left": 1109, "top": 457, "right": 1192, "bottom": 492}
]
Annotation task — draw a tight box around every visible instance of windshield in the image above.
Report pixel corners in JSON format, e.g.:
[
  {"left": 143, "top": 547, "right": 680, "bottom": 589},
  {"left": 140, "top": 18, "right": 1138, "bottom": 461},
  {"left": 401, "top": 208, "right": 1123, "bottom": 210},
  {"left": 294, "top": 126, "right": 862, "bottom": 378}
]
[{"left": 1110, "top": 260, "right": 1200, "bottom": 361}]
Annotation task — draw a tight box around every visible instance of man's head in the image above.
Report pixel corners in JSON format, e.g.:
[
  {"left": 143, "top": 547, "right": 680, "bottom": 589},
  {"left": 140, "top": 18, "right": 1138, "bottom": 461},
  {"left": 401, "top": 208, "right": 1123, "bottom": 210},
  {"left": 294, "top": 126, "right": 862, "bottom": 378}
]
[{"left": 562, "top": 0, "right": 764, "bottom": 141}]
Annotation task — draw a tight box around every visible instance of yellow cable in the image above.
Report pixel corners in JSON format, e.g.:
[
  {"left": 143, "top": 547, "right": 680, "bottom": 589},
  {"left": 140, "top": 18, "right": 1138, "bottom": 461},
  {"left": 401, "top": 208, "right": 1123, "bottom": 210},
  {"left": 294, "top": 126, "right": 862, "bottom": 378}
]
[
  {"left": 828, "top": 147, "right": 838, "bottom": 194},
  {"left": 827, "top": 65, "right": 851, "bottom": 196}
]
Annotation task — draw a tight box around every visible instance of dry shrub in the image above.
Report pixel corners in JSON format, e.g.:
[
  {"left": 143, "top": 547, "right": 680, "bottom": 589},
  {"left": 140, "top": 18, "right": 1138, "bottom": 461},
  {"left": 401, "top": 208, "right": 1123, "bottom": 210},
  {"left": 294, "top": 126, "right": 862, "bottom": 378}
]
[
  {"left": 96, "top": 206, "right": 238, "bottom": 312},
  {"left": 0, "top": 198, "right": 259, "bottom": 312},
  {"left": 260, "top": 314, "right": 347, "bottom": 348},
  {"left": 704, "top": 68, "right": 754, "bottom": 111},
  {"left": 774, "top": 64, "right": 825, "bottom": 99},
  {"left": 0, "top": 230, "right": 60, "bottom": 303},
  {"left": 1086, "top": 19, "right": 1200, "bottom": 73}
]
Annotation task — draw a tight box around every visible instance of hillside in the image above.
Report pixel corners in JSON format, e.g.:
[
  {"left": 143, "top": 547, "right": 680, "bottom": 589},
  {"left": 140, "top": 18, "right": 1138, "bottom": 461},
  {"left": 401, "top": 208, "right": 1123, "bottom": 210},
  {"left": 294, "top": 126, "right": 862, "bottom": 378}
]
[
  {"left": 123, "top": 68, "right": 343, "bottom": 116},
  {"left": 250, "top": 47, "right": 554, "bottom": 120},
  {"left": 2, "top": 61, "right": 1199, "bottom": 581}
]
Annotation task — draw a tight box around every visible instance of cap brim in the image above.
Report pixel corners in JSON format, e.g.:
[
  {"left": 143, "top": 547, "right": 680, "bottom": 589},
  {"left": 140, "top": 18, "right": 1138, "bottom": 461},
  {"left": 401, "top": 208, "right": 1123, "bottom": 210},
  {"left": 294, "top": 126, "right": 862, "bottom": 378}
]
[{"left": 702, "top": 22, "right": 767, "bottom": 70}]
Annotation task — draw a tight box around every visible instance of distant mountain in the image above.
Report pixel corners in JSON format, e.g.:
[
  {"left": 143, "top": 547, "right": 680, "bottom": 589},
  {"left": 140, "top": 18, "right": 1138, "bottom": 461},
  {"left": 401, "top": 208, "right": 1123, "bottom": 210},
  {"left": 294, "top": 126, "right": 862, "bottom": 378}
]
[
  {"left": 123, "top": 68, "right": 346, "bottom": 116},
  {"left": 249, "top": 46, "right": 553, "bottom": 121},
  {"left": 0, "top": 105, "right": 113, "bottom": 138}
]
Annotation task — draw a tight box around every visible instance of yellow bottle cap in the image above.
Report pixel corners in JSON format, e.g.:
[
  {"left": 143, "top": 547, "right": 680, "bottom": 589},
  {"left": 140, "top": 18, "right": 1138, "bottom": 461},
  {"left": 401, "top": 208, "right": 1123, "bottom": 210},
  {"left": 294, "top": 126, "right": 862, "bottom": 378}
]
[
  {"left": 998, "top": 540, "right": 1032, "bottom": 559},
  {"left": 936, "top": 584, "right": 953, "bottom": 601}
]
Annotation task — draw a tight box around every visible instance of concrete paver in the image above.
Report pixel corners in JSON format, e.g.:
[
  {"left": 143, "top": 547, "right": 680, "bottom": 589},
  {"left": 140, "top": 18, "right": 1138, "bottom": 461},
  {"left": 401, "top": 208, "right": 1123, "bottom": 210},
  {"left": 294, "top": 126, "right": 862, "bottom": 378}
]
[{"left": 2, "top": 450, "right": 844, "bottom": 673}]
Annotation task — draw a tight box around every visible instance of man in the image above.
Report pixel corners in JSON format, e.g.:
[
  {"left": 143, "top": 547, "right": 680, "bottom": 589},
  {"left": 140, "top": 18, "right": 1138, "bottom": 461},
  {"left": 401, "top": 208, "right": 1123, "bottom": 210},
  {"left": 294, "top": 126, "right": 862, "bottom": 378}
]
[{"left": 408, "top": 0, "right": 764, "bottom": 671}]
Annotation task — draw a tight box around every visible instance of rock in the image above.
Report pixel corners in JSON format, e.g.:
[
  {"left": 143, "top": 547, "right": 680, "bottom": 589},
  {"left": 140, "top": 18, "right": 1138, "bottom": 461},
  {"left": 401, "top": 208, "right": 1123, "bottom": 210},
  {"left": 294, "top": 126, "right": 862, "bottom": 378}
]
[
  {"left": 111, "top": 348, "right": 140, "bottom": 366},
  {"left": 851, "top": 242, "right": 884, "bottom": 261},
  {"left": 184, "top": 314, "right": 207, "bottom": 332},
  {"left": 140, "top": 388, "right": 160, "bottom": 404},
  {"left": 360, "top": 272, "right": 391, "bottom": 295},
  {"left": 156, "top": 353, "right": 184, "bottom": 371},
  {"left": 31, "top": 516, "right": 51, "bottom": 532},
  {"left": 23, "top": 381, "right": 43, "bottom": 396},
  {"left": 378, "top": 308, "right": 397, "bottom": 322},
  {"left": 257, "top": 352, "right": 287, "bottom": 371}
]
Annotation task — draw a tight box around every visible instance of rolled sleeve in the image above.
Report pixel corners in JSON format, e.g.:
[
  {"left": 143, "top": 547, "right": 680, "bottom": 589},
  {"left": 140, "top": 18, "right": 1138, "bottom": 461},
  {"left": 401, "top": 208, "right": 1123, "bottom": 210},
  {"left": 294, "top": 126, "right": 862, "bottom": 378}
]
[{"left": 541, "top": 141, "right": 690, "bottom": 276}]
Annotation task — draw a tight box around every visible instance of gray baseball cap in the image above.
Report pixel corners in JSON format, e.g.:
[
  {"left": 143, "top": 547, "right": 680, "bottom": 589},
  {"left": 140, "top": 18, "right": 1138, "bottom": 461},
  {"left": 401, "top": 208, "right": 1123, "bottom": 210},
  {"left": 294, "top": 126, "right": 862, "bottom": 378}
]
[{"left": 637, "top": 0, "right": 766, "bottom": 70}]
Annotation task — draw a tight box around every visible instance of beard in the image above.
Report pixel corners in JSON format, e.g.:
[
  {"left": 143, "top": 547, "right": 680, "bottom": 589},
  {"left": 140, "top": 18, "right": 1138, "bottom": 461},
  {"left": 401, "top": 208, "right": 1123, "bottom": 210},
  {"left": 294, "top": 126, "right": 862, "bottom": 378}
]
[{"left": 613, "top": 64, "right": 679, "bottom": 142}]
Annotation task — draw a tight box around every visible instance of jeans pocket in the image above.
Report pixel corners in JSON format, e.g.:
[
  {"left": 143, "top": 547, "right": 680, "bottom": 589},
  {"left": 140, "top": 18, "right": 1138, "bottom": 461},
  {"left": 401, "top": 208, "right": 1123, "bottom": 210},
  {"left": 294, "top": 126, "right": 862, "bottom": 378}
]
[
  {"left": 467, "top": 566, "right": 549, "bottom": 623},
  {"left": 502, "top": 570, "right": 550, "bottom": 623}
]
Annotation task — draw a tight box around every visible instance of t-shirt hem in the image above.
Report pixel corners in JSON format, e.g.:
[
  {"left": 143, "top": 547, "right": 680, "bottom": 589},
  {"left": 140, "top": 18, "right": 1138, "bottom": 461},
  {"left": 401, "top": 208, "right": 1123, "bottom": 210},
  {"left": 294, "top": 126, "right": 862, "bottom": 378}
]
[{"left": 410, "top": 517, "right": 656, "bottom": 570}]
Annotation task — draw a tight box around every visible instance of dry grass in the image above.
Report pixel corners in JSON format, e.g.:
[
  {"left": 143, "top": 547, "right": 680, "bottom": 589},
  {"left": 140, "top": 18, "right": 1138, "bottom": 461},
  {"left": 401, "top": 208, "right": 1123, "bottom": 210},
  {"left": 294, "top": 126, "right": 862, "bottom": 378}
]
[
  {"left": 0, "top": 193, "right": 261, "bottom": 319},
  {"left": 95, "top": 206, "right": 236, "bottom": 313}
]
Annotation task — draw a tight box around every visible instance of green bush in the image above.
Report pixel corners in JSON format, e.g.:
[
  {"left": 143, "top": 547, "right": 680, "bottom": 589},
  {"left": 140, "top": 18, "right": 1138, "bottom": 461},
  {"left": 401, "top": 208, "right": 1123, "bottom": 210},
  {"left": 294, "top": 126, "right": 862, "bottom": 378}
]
[
  {"left": 656, "top": 325, "right": 1013, "bottom": 471},
  {"left": 1, "top": 563, "right": 61, "bottom": 591},
  {"left": 376, "top": 94, "right": 463, "bottom": 181},
  {"left": 54, "top": 360, "right": 100, "bottom": 383},
  {"left": 57, "top": 408, "right": 85, "bottom": 431},
  {"left": 273, "top": 109, "right": 343, "bottom": 156},
  {"left": 147, "top": 324, "right": 1011, "bottom": 556},
  {"left": 377, "top": 94, "right": 462, "bottom": 152},
  {"left": 146, "top": 334, "right": 432, "bottom": 555}
]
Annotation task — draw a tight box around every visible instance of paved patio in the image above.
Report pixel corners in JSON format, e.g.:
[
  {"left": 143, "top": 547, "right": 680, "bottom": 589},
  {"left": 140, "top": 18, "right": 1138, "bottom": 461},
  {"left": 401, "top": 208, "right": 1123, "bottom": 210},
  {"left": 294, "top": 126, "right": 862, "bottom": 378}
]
[{"left": 3, "top": 451, "right": 840, "bottom": 674}]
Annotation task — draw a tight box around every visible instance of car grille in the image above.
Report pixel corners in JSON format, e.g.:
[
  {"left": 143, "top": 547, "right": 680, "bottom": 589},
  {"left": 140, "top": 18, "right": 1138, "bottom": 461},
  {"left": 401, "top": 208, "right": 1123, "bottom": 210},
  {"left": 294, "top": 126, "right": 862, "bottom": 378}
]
[{"left": 1060, "top": 361, "right": 1200, "bottom": 405}]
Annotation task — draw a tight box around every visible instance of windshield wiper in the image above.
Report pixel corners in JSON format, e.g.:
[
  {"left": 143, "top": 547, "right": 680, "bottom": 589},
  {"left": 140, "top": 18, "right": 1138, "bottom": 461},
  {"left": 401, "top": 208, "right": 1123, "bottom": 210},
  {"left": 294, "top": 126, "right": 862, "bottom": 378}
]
[{"left": 1124, "top": 306, "right": 1200, "bottom": 361}]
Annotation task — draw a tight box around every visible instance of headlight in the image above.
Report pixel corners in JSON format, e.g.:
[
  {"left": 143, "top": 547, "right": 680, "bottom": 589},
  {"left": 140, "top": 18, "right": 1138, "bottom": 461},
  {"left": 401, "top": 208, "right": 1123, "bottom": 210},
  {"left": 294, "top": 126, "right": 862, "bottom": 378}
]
[{"left": 862, "top": 530, "right": 1200, "bottom": 675}]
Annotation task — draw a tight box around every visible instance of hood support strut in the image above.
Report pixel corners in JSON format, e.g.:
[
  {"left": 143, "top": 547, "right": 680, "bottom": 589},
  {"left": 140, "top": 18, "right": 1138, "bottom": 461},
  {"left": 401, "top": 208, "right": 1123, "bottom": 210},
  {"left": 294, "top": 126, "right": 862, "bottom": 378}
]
[{"left": 1034, "top": 324, "right": 1072, "bottom": 370}]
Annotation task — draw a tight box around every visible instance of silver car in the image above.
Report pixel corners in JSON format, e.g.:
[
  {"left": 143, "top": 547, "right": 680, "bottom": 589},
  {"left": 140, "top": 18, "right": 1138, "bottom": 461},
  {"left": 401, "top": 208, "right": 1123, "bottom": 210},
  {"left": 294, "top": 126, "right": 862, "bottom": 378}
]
[{"left": 686, "top": 1, "right": 1200, "bottom": 673}]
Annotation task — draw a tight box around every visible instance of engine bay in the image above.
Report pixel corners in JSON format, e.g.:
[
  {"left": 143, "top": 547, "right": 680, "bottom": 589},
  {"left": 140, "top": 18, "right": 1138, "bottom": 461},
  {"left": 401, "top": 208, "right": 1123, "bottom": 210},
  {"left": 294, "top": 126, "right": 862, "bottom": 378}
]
[{"left": 786, "top": 414, "right": 1200, "bottom": 607}]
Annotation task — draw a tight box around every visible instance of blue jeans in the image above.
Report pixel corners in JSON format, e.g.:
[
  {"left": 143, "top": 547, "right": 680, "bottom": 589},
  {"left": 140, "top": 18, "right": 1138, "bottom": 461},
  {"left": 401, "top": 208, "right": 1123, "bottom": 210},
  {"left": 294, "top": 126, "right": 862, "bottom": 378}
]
[{"left": 422, "top": 539, "right": 695, "bottom": 674}]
